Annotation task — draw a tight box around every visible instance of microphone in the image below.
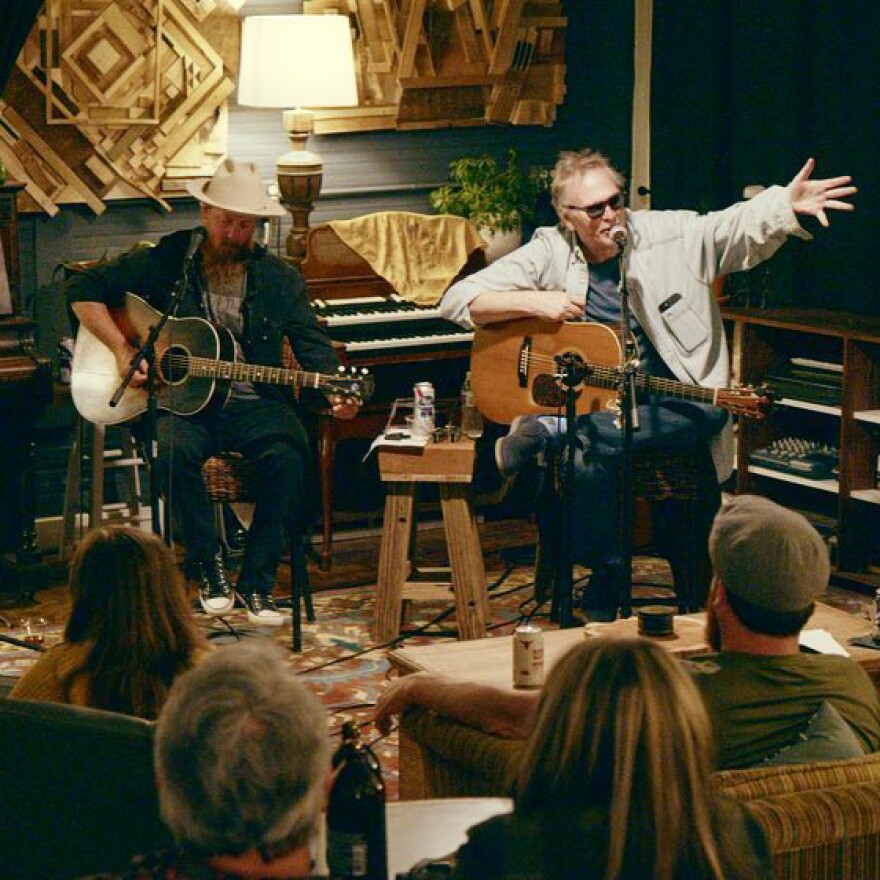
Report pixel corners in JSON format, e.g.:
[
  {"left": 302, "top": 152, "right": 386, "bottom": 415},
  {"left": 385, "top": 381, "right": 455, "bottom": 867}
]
[
  {"left": 610, "top": 224, "right": 628, "bottom": 253},
  {"left": 183, "top": 227, "right": 206, "bottom": 263}
]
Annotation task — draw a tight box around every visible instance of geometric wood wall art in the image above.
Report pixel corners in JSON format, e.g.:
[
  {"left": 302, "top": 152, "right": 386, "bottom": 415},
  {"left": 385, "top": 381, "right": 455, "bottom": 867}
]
[
  {"left": 303, "top": 0, "right": 566, "bottom": 134},
  {"left": 0, "top": 0, "right": 237, "bottom": 214}
]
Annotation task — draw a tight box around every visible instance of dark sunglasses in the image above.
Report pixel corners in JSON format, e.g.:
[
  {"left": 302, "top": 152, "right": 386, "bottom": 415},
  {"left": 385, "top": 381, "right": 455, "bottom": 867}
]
[{"left": 563, "top": 192, "right": 625, "bottom": 219}]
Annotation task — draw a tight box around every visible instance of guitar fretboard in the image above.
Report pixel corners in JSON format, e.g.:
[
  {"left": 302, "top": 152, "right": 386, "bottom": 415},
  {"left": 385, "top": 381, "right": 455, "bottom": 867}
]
[
  {"left": 188, "top": 356, "right": 324, "bottom": 389},
  {"left": 579, "top": 360, "right": 717, "bottom": 405}
]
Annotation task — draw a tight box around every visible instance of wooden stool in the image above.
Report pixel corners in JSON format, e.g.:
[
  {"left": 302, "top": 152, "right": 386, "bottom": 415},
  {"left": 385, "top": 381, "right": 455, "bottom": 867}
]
[{"left": 373, "top": 438, "right": 488, "bottom": 643}]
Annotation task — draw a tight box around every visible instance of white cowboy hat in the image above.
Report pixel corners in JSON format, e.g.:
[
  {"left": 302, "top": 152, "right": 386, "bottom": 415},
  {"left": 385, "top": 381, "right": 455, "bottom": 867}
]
[{"left": 186, "top": 158, "right": 286, "bottom": 218}]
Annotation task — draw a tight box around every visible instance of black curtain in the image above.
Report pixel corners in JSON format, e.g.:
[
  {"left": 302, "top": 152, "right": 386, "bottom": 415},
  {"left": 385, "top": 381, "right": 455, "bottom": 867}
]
[
  {"left": 0, "top": 0, "right": 43, "bottom": 96},
  {"left": 557, "top": 0, "right": 635, "bottom": 179},
  {"left": 651, "top": 0, "right": 880, "bottom": 315}
]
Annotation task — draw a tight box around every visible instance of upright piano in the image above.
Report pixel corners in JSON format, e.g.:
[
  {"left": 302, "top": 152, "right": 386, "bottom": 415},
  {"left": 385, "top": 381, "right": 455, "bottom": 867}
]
[
  {"left": 0, "top": 182, "right": 53, "bottom": 582},
  {"left": 301, "top": 222, "right": 485, "bottom": 566}
]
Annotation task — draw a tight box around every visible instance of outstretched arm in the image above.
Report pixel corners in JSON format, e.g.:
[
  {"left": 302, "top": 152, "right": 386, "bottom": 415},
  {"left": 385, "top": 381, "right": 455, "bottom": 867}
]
[
  {"left": 788, "top": 157, "right": 857, "bottom": 227},
  {"left": 374, "top": 672, "right": 539, "bottom": 740}
]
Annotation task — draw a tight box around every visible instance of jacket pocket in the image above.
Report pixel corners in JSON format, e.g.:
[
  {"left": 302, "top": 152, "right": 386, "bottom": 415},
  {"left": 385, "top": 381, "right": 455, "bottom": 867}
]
[{"left": 659, "top": 296, "right": 708, "bottom": 354}]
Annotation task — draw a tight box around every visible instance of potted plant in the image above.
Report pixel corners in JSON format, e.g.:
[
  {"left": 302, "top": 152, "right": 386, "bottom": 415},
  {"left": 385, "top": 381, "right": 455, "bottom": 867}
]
[{"left": 430, "top": 149, "right": 550, "bottom": 260}]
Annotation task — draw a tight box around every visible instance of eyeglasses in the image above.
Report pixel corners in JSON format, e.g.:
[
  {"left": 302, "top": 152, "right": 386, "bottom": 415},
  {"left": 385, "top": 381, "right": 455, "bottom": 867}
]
[{"left": 563, "top": 192, "right": 625, "bottom": 219}]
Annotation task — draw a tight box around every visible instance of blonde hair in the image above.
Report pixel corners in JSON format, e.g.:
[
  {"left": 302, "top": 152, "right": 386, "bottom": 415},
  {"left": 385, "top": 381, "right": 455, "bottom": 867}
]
[
  {"left": 64, "top": 525, "right": 205, "bottom": 719},
  {"left": 515, "top": 639, "right": 727, "bottom": 880},
  {"left": 551, "top": 148, "right": 626, "bottom": 217}
]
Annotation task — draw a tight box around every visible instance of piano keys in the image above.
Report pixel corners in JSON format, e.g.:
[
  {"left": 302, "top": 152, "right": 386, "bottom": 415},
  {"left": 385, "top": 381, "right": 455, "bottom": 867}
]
[{"left": 313, "top": 295, "right": 473, "bottom": 352}]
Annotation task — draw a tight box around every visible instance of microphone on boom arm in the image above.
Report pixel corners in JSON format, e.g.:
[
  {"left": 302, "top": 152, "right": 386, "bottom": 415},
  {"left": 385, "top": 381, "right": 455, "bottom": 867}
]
[
  {"left": 183, "top": 227, "right": 206, "bottom": 263},
  {"left": 610, "top": 224, "right": 628, "bottom": 254}
]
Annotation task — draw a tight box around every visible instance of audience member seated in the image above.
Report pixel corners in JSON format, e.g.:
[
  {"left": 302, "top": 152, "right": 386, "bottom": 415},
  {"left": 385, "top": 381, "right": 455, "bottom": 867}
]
[
  {"left": 376, "top": 495, "right": 880, "bottom": 768},
  {"left": 80, "top": 638, "right": 330, "bottom": 879},
  {"left": 11, "top": 525, "right": 206, "bottom": 719},
  {"left": 442, "top": 638, "right": 772, "bottom": 879}
]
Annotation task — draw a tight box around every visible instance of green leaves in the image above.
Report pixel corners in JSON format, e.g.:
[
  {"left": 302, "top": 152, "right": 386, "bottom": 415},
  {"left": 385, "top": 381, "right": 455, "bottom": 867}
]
[{"left": 429, "top": 149, "right": 550, "bottom": 233}]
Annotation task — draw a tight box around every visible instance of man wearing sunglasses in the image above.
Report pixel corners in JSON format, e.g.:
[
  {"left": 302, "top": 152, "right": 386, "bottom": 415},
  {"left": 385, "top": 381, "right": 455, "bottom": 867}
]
[{"left": 440, "top": 148, "right": 855, "bottom": 620}]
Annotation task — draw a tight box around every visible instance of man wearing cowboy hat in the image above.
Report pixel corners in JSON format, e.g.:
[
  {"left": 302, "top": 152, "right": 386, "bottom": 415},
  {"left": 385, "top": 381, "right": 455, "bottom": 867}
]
[{"left": 68, "top": 158, "right": 357, "bottom": 625}]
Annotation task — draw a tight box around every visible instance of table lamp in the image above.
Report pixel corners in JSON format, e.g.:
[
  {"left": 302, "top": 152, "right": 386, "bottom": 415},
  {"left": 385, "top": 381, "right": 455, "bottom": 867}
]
[{"left": 237, "top": 14, "right": 357, "bottom": 266}]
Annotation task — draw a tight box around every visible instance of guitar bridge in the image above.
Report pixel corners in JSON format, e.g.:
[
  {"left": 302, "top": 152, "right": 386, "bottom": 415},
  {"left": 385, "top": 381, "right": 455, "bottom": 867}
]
[{"left": 517, "top": 336, "right": 531, "bottom": 388}]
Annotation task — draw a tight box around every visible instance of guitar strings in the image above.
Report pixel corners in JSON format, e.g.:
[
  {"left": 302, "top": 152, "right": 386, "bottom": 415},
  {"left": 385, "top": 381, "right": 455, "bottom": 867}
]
[{"left": 487, "top": 350, "right": 722, "bottom": 404}]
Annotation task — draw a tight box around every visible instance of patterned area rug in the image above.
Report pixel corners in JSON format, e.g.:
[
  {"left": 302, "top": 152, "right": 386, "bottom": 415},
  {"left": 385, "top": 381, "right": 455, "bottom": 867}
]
[{"left": 0, "top": 558, "right": 677, "bottom": 799}]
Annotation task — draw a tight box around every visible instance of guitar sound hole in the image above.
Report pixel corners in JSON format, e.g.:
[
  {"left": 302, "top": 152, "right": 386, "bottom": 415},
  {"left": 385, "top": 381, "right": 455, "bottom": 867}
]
[{"left": 160, "top": 345, "right": 191, "bottom": 384}]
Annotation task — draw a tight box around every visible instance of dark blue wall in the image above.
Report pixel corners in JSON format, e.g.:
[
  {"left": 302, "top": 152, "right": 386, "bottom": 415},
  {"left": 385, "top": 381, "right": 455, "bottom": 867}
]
[{"left": 651, "top": 0, "right": 879, "bottom": 314}]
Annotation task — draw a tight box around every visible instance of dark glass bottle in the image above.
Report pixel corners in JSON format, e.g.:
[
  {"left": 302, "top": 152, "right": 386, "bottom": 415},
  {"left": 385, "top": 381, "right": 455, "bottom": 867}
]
[{"left": 327, "top": 722, "right": 388, "bottom": 879}]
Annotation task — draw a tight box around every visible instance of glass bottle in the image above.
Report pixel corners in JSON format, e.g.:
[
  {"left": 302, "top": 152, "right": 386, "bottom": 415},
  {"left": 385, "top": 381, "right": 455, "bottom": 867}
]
[
  {"left": 460, "top": 371, "right": 483, "bottom": 439},
  {"left": 327, "top": 722, "right": 387, "bottom": 880}
]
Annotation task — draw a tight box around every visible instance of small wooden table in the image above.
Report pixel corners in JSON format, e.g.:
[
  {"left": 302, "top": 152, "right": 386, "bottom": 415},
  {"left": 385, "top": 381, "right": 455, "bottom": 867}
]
[
  {"left": 374, "top": 438, "right": 487, "bottom": 642},
  {"left": 389, "top": 603, "right": 880, "bottom": 690}
]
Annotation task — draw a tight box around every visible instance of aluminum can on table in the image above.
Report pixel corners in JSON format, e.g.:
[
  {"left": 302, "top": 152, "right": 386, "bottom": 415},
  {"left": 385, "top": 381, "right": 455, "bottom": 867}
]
[
  {"left": 513, "top": 622, "right": 544, "bottom": 689},
  {"left": 412, "top": 381, "right": 435, "bottom": 436}
]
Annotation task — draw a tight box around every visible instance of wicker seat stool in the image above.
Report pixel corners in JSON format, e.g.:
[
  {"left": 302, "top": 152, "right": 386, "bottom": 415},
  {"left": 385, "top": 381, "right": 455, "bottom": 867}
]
[{"left": 201, "top": 451, "right": 315, "bottom": 652}]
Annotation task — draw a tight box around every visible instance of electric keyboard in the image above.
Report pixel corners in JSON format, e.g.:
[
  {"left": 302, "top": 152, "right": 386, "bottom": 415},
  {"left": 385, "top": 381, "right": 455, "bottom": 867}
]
[
  {"left": 313, "top": 295, "right": 473, "bottom": 353},
  {"left": 313, "top": 295, "right": 443, "bottom": 327}
]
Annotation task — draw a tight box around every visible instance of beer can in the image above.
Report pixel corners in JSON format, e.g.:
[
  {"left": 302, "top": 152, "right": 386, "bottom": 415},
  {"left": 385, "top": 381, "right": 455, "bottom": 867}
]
[
  {"left": 412, "top": 381, "right": 435, "bottom": 436},
  {"left": 513, "top": 622, "right": 544, "bottom": 689}
]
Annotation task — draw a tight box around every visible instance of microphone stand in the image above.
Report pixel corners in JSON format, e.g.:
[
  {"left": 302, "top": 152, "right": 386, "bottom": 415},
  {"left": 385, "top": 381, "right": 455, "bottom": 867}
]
[
  {"left": 550, "top": 367, "right": 583, "bottom": 628},
  {"left": 615, "top": 243, "right": 638, "bottom": 619},
  {"left": 108, "top": 256, "right": 197, "bottom": 539}
]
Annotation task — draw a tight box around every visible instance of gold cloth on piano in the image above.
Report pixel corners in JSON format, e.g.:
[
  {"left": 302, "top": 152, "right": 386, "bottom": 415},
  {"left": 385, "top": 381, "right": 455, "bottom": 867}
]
[{"left": 327, "top": 212, "right": 485, "bottom": 306}]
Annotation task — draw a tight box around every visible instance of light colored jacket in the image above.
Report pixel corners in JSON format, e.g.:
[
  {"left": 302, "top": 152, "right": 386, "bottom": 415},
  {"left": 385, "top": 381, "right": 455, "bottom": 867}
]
[{"left": 440, "top": 185, "right": 810, "bottom": 479}]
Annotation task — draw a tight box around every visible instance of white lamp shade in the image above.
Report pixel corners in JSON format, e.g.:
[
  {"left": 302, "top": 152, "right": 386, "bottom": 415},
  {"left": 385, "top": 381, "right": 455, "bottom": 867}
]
[{"left": 238, "top": 15, "right": 358, "bottom": 109}]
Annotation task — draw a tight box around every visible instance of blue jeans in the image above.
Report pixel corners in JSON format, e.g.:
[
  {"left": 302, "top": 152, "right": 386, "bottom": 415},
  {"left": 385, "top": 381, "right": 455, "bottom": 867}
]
[{"left": 534, "top": 400, "right": 727, "bottom": 569}]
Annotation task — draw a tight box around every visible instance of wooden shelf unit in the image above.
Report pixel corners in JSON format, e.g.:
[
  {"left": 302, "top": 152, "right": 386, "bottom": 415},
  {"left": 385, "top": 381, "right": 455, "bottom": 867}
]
[{"left": 724, "top": 307, "right": 880, "bottom": 587}]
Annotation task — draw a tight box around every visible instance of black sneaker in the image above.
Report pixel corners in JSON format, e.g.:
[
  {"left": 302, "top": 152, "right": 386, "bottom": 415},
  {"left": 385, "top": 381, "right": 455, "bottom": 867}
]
[
  {"left": 239, "top": 590, "right": 284, "bottom": 627},
  {"left": 196, "top": 553, "right": 235, "bottom": 617}
]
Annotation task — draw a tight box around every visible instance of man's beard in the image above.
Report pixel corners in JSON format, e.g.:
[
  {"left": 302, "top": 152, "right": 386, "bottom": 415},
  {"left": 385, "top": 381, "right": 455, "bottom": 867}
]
[{"left": 202, "top": 240, "right": 253, "bottom": 284}]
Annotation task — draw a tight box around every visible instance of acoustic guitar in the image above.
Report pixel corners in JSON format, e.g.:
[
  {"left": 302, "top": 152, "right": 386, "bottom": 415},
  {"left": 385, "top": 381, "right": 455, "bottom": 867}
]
[
  {"left": 71, "top": 292, "right": 374, "bottom": 425},
  {"left": 470, "top": 318, "right": 771, "bottom": 425}
]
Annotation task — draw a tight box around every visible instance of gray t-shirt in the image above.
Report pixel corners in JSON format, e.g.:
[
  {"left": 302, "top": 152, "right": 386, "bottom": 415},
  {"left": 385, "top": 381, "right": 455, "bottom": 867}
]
[{"left": 205, "top": 272, "right": 258, "bottom": 401}]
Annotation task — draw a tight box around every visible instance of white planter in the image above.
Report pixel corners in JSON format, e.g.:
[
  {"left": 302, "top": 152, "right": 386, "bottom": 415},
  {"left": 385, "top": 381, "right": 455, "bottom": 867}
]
[{"left": 479, "top": 226, "right": 522, "bottom": 263}]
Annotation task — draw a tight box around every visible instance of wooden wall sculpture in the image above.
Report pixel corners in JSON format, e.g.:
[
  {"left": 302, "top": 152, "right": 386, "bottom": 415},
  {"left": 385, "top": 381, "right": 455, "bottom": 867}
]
[
  {"left": 304, "top": 0, "right": 567, "bottom": 134},
  {"left": 0, "top": 0, "right": 238, "bottom": 214}
]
